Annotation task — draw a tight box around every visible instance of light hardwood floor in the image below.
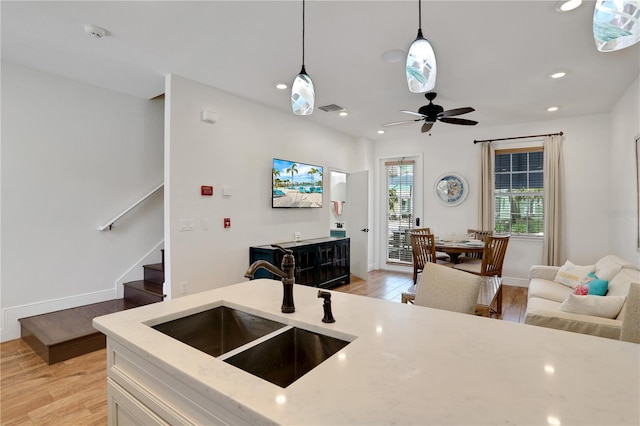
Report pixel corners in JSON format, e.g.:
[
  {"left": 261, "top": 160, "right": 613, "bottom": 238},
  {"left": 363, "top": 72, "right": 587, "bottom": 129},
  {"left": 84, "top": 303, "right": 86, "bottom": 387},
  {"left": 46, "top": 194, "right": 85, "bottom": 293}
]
[{"left": 0, "top": 270, "right": 527, "bottom": 425}]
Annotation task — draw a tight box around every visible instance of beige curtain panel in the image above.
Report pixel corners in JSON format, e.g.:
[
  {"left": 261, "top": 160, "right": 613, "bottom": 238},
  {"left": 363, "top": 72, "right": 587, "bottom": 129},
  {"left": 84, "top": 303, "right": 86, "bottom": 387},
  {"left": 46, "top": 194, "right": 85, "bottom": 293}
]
[
  {"left": 478, "top": 142, "right": 495, "bottom": 231},
  {"left": 542, "top": 134, "right": 563, "bottom": 266}
]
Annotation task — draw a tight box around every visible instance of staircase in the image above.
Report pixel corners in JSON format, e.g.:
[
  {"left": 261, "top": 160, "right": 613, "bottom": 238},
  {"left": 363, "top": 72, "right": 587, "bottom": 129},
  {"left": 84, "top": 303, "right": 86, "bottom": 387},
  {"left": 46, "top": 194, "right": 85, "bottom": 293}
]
[{"left": 19, "top": 251, "right": 165, "bottom": 364}]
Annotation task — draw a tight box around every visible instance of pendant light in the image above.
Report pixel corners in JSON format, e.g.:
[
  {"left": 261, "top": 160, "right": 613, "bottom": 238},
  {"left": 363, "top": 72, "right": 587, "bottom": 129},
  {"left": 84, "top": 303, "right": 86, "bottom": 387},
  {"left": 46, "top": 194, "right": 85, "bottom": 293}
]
[
  {"left": 593, "top": 0, "right": 640, "bottom": 52},
  {"left": 406, "top": 0, "right": 437, "bottom": 93},
  {"left": 291, "top": 0, "right": 315, "bottom": 115}
]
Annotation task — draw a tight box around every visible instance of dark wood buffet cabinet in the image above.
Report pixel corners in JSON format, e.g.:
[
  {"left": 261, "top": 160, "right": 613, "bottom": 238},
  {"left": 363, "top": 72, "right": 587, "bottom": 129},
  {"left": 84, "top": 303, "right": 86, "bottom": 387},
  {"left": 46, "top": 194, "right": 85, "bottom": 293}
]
[{"left": 249, "top": 237, "right": 350, "bottom": 289}]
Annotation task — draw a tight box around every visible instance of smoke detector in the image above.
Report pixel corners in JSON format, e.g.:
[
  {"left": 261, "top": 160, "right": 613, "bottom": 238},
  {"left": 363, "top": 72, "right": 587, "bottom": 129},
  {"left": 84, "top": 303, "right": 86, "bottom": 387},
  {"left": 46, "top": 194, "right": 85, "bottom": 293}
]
[{"left": 83, "top": 24, "right": 107, "bottom": 38}]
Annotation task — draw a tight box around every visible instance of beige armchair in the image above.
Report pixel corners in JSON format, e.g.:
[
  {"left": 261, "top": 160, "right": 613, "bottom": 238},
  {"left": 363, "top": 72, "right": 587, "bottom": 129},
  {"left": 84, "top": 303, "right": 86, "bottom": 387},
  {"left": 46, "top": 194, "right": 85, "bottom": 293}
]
[
  {"left": 414, "top": 263, "right": 482, "bottom": 315},
  {"left": 620, "top": 282, "right": 640, "bottom": 344}
]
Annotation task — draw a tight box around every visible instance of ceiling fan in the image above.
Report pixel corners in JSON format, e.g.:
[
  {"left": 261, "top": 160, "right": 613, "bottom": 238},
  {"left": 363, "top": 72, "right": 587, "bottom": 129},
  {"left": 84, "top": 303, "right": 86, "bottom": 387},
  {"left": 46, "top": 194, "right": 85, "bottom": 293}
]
[{"left": 383, "top": 92, "right": 478, "bottom": 133}]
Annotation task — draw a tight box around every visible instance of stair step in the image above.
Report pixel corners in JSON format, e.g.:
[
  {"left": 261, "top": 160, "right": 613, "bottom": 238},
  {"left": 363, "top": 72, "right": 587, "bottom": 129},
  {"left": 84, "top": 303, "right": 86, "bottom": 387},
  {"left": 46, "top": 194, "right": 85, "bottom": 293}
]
[
  {"left": 19, "top": 299, "right": 135, "bottom": 364},
  {"left": 123, "top": 280, "right": 165, "bottom": 306},
  {"left": 143, "top": 263, "right": 164, "bottom": 284}
]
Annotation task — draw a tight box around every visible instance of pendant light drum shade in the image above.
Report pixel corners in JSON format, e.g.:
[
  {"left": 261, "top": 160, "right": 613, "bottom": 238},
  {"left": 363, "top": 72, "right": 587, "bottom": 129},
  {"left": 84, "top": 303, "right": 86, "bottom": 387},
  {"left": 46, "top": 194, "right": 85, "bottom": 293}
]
[
  {"left": 406, "top": 32, "right": 437, "bottom": 93},
  {"left": 292, "top": 66, "right": 315, "bottom": 115},
  {"left": 593, "top": 0, "right": 640, "bottom": 52}
]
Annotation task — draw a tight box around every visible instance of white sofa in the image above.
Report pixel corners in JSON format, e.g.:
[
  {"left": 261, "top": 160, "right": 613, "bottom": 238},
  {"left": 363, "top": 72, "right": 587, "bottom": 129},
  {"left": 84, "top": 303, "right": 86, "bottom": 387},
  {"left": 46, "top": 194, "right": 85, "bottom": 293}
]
[{"left": 525, "top": 255, "right": 640, "bottom": 340}]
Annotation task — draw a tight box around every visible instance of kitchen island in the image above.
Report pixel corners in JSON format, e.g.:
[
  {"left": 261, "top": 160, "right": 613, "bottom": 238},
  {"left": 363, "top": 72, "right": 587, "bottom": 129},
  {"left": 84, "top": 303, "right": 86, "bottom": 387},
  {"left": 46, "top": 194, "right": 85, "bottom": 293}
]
[{"left": 94, "top": 279, "right": 639, "bottom": 425}]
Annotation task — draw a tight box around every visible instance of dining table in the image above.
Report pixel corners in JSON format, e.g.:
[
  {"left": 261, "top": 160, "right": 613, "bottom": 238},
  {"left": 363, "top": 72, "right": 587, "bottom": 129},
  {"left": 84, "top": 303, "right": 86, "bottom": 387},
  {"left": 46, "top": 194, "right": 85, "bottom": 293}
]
[{"left": 434, "top": 240, "right": 485, "bottom": 263}]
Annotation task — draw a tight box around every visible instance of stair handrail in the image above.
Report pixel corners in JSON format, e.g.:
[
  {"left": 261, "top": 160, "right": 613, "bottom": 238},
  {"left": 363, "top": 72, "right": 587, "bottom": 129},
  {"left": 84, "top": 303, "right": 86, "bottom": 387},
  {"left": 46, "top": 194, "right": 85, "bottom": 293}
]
[{"left": 98, "top": 183, "right": 164, "bottom": 231}]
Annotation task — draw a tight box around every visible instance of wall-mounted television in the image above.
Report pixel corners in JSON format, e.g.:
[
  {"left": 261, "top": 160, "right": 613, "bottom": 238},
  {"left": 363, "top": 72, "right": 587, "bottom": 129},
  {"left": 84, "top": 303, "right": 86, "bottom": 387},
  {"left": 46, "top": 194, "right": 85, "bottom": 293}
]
[{"left": 272, "top": 158, "right": 323, "bottom": 208}]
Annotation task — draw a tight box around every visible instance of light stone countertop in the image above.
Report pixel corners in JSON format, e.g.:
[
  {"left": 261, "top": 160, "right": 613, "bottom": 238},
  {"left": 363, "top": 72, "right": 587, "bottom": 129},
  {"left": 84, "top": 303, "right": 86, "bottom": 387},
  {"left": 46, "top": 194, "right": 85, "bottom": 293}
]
[{"left": 94, "top": 279, "right": 640, "bottom": 425}]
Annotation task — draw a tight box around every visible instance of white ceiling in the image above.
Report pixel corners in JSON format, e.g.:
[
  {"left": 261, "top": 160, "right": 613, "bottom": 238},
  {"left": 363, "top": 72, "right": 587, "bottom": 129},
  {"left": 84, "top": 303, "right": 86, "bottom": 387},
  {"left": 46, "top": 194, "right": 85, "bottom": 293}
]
[{"left": 2, "top": 1, "right": 638, "bottom": 140}]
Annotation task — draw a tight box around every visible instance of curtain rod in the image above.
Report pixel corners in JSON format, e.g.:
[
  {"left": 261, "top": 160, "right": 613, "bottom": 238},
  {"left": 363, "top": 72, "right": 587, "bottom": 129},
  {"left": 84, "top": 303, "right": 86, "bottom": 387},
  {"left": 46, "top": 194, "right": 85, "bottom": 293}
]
[{"left": 473, "top": 131, "right": 563, "bottom": 144}]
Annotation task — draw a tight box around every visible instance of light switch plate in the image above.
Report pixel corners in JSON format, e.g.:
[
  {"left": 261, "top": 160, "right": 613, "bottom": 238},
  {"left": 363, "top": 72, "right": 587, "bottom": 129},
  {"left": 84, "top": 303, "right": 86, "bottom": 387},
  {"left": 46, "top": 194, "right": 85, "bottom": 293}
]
[{"left": 179, "top": 219, "right": 194, "bottom": 231}]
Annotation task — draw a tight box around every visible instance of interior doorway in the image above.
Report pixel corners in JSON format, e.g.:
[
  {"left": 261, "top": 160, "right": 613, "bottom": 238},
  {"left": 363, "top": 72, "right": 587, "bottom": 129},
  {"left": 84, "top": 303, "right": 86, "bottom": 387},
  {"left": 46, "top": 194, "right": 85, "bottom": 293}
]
[{"left": 330, "top": 170, "right": 369, "bottom": 279}]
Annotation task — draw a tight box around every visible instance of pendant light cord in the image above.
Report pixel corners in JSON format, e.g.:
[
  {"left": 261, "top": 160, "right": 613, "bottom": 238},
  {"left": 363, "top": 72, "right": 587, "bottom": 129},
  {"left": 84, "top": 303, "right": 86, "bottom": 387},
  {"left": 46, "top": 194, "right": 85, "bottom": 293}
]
[
  {"left": 302, "top": 0, "right": 306, "bottom": 67},
  {"left": 418, "top": 0, "right": 422, "bottom": 31}
]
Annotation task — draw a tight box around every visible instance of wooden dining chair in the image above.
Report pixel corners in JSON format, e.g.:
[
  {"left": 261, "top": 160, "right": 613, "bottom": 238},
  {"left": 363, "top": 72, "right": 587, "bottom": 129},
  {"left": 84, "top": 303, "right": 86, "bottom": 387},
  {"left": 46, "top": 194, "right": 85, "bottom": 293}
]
[
  {"left": 409, "top": 231, "right": 437, "bottom": 284},
  {"left": 453, "top": 235, "right": 510, "bottom": 277},
  {"left": 458, "top": 229, "right": 493, "bottom": 262},
  {"left": 410, "top": 227, "right": 450, "bottom": 263}
]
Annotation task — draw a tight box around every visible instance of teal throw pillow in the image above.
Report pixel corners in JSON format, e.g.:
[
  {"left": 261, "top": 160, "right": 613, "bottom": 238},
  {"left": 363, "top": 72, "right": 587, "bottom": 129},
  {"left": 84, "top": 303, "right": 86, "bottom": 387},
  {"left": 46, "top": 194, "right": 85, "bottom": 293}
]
[{"left": 586, "top": 272, "right": 608, "bottom": 296}]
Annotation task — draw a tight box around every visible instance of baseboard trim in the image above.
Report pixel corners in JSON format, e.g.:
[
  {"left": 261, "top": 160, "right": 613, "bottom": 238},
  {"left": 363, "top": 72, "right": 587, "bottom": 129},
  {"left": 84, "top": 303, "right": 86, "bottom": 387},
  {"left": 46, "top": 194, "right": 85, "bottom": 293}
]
[{"left": 1, "top": 289, "right": 116, "bottom": 343}]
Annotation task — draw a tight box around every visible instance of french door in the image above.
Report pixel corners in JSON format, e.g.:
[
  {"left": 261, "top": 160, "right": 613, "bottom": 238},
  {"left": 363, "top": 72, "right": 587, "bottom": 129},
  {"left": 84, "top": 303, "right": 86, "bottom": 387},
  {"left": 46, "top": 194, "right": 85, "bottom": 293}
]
[{"left": 383, "top": 156, "right": 423, "bottom": 265}]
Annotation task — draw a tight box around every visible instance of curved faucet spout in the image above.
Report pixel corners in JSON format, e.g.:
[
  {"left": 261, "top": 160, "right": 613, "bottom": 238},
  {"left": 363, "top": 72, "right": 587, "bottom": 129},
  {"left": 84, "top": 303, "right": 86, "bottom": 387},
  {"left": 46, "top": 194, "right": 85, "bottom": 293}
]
[{"left": 245, "top": 260, "right": 288, "bottom": 280}]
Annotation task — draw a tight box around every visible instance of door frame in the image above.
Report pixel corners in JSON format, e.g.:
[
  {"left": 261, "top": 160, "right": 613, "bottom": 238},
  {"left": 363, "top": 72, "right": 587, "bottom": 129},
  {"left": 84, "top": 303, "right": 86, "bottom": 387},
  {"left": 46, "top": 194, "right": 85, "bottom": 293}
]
[
  {"left": 375, "top": 153, "right": 424, "bottom": 272},
  {"left": 328, "top": 167, "right": 369, "bottom": 279}
]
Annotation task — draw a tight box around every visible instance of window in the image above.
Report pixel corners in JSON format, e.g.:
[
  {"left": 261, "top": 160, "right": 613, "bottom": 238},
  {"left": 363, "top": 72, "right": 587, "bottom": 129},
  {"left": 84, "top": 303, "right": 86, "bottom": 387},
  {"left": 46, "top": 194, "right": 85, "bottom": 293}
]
[{"left": 494, "top": 148, "right": 544, "bottom": 236}]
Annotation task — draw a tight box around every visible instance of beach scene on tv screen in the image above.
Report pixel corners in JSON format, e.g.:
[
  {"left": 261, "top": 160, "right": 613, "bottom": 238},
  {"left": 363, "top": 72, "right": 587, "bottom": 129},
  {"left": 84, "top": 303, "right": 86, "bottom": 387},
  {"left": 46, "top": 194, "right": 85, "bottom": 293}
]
[{"left": 272, "top": 159, "right": 323, "bottom": 208}]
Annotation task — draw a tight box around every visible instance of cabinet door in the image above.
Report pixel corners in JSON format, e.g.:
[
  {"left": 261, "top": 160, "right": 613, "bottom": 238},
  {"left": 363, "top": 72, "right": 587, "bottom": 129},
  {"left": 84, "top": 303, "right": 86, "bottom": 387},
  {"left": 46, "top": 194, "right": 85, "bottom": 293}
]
[
  {"left": 318, "top": 243, "right": 336, "bottom": 283},
  {"left": 293, "top": 246, "right": 317, "bottom": 286},
  {"left": 333, "top": 240, "right": 350, "bottom": 280},
  {"left": 108, "top": 380, "right": 169, "bottom": 426}
]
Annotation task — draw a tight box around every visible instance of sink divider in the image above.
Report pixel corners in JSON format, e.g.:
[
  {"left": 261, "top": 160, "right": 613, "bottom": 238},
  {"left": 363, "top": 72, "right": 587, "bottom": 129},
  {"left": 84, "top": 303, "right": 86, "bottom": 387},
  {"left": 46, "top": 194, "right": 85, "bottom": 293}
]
[{"left": 217, "top": 325, "right": 294, "bottom": 361}]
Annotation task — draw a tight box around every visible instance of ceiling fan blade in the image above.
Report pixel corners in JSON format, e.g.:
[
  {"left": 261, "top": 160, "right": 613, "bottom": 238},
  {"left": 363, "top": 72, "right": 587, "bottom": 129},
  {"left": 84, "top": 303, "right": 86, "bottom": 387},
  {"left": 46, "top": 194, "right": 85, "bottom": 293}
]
[
  {"left": 439, "top": 117, "right": 478, "bottom": 126},
  {"left": 382, "top": 119, "right": 422, "bottom": 127},
  {"left": 421, "top": 122, "right": 434, "bottom": 133},
  {"left": 400, "top": 110, "right": 426, "bottom": 118},
  {"left": 439, "top": 107, "right": 475, "bottom": 118}
]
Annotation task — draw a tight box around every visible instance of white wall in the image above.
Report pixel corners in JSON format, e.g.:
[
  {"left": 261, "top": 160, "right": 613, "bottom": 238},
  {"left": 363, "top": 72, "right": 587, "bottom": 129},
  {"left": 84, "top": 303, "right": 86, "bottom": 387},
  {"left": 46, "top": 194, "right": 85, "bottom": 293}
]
[
  {"left": 373, "top": 112, "right": 617, "bottom": 286},
  {"left": 164, "top": 74, "right": 357, "bottom": 298},
  {"left": 609, "top": 75, "right": 640, "bottom": 266},
  {"left": 1, "top": 62, "right": 164, "bottom": 341}
]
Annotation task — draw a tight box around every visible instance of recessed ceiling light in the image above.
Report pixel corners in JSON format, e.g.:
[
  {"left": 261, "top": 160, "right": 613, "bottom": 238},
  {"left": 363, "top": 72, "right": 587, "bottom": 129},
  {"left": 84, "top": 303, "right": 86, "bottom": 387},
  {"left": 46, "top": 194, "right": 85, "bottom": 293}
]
[
  {"left": 547, "top": 106, "right": 559, "bottom": 112},
  {"left": 377, "top": 130, "right": 385, "bottom": 134},
  {"left": 555, "top": 0, "right": 582, "bottom": 12},
  {"left": 549, "top": 71, "right": 567, "bottom": 79},
  {"left": 275, "top": 83, "right": 288, "bottom": 90},
  {"left": 83, "top": 24, "right": 107, "bottom": 38},
  {"left": 381, "top": 49, "right": 406, "bottom": 63},
  {"left": 339, "top": 111, "right": 348, "bottom": 117}
]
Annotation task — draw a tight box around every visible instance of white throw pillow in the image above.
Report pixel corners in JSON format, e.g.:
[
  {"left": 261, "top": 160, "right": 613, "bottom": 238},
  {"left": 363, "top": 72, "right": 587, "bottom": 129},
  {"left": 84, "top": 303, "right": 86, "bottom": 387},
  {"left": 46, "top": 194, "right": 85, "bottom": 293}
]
[
  {"left": 554, "top": 261, "right": 595, "bottom": 289},
  {"left": 558, "top": 294, "right": 626, "bottom": 319},
  {"left": 594, "top": 256, "right": 625, "bottom": 282}
]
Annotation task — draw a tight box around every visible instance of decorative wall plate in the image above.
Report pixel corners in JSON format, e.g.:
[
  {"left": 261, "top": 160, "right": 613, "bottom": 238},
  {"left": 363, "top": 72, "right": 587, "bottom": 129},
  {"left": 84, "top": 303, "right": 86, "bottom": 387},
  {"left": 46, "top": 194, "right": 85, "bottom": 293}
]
[{"left": 434, "top": 173, "right": 468, "bottom": 206}]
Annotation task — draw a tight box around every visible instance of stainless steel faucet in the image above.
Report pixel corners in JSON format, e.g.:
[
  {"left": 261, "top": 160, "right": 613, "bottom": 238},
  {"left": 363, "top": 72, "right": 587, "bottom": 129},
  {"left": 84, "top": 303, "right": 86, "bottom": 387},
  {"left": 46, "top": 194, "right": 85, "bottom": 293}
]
[{"left": 245, "top": 245, "right": 295, "bottom": 313}]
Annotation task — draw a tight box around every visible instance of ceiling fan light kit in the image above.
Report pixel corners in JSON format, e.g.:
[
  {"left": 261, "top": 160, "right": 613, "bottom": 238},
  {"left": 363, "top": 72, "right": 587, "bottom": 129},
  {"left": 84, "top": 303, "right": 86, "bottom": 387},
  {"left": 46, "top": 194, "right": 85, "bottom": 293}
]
[
  {"left": 593, "top": 0, "right": 640, "bottom": 52},
  {"left": 291, "top": 0, "right": 315, "bottom": 115},
  {"left": 406, "top": 0, "right": 437, "bottom": 93}
]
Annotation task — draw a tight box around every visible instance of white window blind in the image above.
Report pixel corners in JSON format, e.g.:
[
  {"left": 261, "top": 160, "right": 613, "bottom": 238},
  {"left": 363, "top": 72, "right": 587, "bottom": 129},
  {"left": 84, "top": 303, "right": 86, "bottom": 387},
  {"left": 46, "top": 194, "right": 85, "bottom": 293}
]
[
  {"left": 494, "top": 148, "right": 544, "bottom": 235},
  {"left": 386, "top": 160, "right": 415, "bottom": 263}
]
